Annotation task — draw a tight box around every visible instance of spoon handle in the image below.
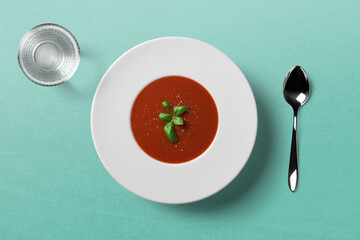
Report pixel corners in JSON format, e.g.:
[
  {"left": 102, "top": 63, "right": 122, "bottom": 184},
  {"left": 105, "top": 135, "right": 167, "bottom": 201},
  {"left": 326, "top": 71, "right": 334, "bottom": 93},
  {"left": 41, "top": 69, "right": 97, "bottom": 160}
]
[{"left": 288, "top": 109, "right": 299, "bottom": 192}]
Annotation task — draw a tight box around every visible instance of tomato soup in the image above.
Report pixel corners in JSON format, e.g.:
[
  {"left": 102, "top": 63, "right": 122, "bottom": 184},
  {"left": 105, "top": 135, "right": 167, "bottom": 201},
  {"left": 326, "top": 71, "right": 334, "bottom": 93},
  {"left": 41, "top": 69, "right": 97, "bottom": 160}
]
[{"left": 130, "top": 76, "right": 218, "bottom": 164}]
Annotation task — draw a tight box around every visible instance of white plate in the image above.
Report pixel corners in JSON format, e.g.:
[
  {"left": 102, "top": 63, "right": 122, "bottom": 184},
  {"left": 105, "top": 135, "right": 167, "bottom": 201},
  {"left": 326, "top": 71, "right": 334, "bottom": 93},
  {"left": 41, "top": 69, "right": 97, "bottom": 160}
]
[{"left": 91, "top": 37, "right": 257, "bottom": 204}]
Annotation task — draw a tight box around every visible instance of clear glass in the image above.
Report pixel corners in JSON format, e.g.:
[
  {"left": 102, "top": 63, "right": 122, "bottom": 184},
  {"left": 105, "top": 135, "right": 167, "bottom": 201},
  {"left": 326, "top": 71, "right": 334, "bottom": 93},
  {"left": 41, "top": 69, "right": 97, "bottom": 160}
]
[{"left": 18, "top": 23, "right": 80, "bottom": 86}]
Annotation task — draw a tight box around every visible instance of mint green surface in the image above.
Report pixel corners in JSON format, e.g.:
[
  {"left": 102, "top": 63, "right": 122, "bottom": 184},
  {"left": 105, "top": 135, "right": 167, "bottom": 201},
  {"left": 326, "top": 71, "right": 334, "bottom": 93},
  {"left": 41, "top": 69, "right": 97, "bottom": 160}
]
[{"left": 1, "top": 0, "right": 359, "bottom": 239}]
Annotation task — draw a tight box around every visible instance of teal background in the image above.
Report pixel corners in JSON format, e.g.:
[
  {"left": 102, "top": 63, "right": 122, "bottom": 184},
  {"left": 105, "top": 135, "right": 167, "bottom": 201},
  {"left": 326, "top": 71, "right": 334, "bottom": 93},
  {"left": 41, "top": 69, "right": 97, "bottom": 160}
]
[{"left": 1, "top": 0, "right": 359, "bottom": 239}]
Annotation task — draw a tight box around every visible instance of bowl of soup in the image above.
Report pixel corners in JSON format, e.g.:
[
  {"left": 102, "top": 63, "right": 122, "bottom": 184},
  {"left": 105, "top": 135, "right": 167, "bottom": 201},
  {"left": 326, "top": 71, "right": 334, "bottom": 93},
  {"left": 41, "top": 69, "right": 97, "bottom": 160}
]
[{"left": 91, "top": 37, "right": 257, "bottom": 204}]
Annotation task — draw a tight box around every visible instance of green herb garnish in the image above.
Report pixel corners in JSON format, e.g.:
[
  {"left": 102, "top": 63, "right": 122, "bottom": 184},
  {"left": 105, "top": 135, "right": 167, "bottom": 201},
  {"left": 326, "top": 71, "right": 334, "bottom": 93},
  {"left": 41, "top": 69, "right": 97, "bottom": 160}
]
[
  {"left": 162, "top": 101, "right": 171, "bottom": 109},
  {"left": 158, "top": 101, "right": 188, "bottom": 143},
  {"left": 158, "top": 113, "right": 172, "bottom": 121},
  {"left": 174, "top": 106, "right": 188, "bottom": 116},
  {"left": 164, "top": 122, "right": 177, "bottom": 143},
  {"left": 172, "top": 116, "right": 183, "bottom": 125}
]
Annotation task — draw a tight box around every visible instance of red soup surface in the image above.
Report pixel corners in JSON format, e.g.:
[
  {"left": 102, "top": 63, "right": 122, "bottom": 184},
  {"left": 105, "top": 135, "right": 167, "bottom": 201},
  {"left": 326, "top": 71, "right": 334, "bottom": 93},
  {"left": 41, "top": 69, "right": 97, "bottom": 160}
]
[{"left": 130, "top": 76, "right": 218, "bottom": 164}]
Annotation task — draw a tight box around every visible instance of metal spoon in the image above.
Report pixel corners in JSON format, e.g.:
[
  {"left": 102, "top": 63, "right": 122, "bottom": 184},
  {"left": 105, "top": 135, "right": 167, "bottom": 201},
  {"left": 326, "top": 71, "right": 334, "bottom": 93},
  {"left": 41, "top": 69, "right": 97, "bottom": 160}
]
[{"left": 283, "top": 66, "right": 310, "bottom": 192}]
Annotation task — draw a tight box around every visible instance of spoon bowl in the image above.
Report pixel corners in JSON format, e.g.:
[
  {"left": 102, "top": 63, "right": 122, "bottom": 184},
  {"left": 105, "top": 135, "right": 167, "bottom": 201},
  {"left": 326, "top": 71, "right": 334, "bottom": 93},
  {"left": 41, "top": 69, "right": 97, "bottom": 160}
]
[{"left": 284, "top": 66, "right": 310, "bottom": 108}]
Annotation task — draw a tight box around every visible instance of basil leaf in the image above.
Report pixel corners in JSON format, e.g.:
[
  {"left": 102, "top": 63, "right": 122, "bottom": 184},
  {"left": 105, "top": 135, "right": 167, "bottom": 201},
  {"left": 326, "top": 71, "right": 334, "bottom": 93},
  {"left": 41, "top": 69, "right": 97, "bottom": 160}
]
[
  {"left": 162, "top": 101, "right": 171, "bottom": 109},
  {"left": 173, "top": 106, "right": 188, "bottom": 116},
  {"left": 158, "top": 113, "right": 172, "bottom": 121},
  {"left": 173, "top": 117, "right": 183, "bottom": 125},
  {"left": 164, "top": 122, "right": 177, "bottom": 143}
]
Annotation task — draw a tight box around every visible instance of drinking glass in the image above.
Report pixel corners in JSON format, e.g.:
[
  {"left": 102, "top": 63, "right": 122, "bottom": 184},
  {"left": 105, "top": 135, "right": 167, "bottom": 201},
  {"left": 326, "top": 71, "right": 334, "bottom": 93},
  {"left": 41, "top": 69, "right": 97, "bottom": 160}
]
[{"left": 18, "top": 23, "right": 80, "bottom": 86}]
